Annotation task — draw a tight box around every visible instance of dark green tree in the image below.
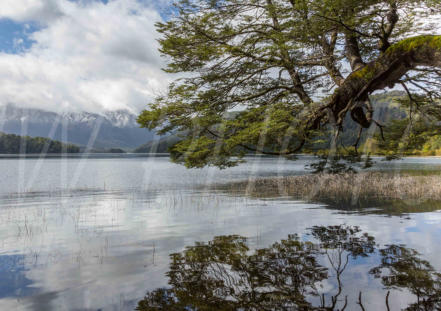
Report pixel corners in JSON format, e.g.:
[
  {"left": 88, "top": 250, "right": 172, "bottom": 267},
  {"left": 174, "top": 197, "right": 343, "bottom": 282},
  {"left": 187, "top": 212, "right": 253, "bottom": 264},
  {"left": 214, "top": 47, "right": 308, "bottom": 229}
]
[
  {"left": 138, "top": 0, "right": 441, "bottom": 168},
  {"left": 367, "top": 93, "right": 441, "bottom": 156},
  {"left": 0, "top": 132, "right": 80, "bottom": 154}
]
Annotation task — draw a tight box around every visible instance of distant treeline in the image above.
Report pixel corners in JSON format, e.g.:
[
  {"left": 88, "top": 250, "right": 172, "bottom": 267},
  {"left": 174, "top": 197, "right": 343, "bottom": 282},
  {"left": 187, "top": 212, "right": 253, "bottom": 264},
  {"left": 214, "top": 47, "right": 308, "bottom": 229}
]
[{"left": 0, "top": 132, "right": 80, "bottom": 154}]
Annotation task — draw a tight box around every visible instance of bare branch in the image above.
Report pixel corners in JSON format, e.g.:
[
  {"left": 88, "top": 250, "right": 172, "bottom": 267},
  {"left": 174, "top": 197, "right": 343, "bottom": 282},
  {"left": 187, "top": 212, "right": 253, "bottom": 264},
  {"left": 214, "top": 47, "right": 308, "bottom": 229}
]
[{"left": 358, "top": 291, "right": 366, "bottom": 311}]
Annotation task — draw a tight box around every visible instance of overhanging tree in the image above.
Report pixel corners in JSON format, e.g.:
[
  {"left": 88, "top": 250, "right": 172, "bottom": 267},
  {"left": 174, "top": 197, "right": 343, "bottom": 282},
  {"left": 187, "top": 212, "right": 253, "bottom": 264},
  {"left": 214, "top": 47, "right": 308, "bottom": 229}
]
[{"left": 138, "top": 0, "right": 441, "bottom": 168}]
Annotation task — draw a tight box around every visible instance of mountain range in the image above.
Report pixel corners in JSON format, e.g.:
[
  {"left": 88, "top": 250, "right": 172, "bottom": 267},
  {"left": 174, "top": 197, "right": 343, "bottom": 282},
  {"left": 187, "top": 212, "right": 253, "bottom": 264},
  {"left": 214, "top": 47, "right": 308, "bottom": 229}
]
[{"left": 0, "top": 104, "right": 154, "bottom": 150}]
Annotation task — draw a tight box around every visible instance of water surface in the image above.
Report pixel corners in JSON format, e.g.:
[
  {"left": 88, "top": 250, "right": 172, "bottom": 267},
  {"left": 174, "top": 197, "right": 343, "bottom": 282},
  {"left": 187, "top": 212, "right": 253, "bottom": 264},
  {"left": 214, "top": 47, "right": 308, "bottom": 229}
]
[{"left": 0, "top": 155, "right": 441, "bottom": 310}]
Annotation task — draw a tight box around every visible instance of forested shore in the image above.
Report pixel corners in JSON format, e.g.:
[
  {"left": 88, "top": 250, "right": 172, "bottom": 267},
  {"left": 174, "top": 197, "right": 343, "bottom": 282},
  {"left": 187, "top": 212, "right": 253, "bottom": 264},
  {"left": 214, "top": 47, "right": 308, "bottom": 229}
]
[{"left": 0, "top": 132, "right": 80, "bottom": 154}]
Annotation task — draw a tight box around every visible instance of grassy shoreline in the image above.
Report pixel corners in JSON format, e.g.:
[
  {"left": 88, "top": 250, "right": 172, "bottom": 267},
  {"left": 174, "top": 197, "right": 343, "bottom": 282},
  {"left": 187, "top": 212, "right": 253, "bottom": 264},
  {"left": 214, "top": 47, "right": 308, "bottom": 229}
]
[{"left": 220, "top": 172, "right": 441, "bottom": 214}]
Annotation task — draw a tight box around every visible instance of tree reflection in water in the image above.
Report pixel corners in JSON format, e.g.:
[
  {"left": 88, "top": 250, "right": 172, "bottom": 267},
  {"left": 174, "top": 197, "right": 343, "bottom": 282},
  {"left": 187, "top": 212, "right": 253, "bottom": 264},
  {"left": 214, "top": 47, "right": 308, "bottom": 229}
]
[
  {"left": 370, "top": 245, "right": 441, "bottom": 311},
  {"left": 136, "top": 226, "right": 441, "bottom": 311}
]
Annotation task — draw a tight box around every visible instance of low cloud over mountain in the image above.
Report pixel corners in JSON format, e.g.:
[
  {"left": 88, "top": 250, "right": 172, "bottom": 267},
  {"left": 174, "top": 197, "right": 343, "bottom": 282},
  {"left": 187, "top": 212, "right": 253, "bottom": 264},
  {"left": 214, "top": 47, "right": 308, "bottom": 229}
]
[{"left": 0, "top": 104, "right": 154, "bottom": 149}]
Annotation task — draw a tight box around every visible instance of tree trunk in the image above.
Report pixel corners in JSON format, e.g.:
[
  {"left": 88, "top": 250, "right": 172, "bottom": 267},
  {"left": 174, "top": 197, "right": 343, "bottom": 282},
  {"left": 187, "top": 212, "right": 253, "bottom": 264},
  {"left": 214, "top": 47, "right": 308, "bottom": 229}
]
[{"left": 314, "top": 35, "right": 441, "bottom": 130}]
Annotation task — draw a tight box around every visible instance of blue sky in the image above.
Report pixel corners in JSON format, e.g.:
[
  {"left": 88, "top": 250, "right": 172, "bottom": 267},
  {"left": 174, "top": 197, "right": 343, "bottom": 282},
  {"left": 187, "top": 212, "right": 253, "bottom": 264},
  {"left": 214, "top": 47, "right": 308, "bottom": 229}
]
[
  {"left": 0, "top": 0, "right": 172, "bottom": 113},
  {"left": 0, "top": 19, "right": 39, "bottom": 54},
  {"left": 0, "top": 0, "right": 171, "bottom": 54}
]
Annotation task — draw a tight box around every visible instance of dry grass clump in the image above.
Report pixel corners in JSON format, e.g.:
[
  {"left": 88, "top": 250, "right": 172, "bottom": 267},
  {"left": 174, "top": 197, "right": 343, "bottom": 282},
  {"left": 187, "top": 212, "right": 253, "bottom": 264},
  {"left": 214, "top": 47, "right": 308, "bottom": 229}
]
[{"left": 223, "top": 172, "right": 441, "bottom": 209}]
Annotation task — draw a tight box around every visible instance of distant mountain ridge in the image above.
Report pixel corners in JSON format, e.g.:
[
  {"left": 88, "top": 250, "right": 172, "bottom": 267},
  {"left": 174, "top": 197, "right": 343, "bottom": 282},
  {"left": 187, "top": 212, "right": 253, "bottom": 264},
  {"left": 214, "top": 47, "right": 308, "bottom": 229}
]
[
  {"left": 134, "top": 135, "right": 181, "bottom": 153},
  {"left": 0, "top": 104, "right": 154, "bottom": 150}
]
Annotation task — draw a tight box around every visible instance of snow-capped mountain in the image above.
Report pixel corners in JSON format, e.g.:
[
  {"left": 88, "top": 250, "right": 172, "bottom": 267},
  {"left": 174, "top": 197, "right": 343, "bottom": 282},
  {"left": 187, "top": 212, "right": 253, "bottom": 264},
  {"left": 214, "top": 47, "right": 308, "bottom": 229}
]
[{"left": 0, "top": 104, "right": 154, "bottom": 150}]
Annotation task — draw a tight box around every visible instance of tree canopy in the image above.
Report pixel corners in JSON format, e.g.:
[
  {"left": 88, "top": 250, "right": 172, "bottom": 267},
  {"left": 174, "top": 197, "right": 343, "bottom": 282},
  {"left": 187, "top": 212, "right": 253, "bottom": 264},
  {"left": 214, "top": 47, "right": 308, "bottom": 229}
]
[{"left": 138, "top": 0, "right": 441, "bottom": 168}]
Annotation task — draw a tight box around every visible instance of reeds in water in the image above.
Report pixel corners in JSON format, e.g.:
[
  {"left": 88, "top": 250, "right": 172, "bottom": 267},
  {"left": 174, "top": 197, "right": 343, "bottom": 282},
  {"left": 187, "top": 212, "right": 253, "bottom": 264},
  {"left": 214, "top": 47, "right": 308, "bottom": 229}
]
[{"left": 223, "top": 172, "right": 441, "bottom": 210}]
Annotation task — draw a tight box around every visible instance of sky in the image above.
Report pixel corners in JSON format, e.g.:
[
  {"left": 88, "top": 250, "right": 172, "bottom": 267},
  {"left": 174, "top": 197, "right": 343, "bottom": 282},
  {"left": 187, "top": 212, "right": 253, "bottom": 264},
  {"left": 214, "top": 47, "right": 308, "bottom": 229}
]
[
  {"left": 0, "top": 0, "right": 173, "bottom": 113},
  {"left": 0, "top": 1, "right": 439, "bottom": 114}
]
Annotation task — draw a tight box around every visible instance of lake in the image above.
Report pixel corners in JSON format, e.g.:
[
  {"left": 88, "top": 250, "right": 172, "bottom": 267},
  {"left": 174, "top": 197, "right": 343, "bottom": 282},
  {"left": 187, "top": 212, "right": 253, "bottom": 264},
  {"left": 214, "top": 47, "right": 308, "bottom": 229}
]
[{"left": 1, "top": 155, "right": 441, "bottom": 310}]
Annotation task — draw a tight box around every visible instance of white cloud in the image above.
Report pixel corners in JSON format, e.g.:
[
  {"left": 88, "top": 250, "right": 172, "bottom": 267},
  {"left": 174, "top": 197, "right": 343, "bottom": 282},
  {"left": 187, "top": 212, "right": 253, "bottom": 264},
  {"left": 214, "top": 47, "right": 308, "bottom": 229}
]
[
  {"left": 0, "top": 0, "right": 170, "bottom": 113},
  {"left": 0, "top": 0, "right": 63, "bottom": 24}
]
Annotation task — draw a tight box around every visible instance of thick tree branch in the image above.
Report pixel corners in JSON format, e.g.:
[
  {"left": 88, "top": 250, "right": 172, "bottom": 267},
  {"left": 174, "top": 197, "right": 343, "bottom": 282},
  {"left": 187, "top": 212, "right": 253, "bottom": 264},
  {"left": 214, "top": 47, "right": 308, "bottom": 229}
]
[
  {"left": 310, "top": 35, "right": 441, "bottom": 131},
  {"left": 378, "top": 2, "right": 399, "bottom": 52},
  {"left": 345, "top": 31, "right": 365, "bottom": 71},
  {"left": 321, "top": 31, "right": 345, "bottom": 86}
]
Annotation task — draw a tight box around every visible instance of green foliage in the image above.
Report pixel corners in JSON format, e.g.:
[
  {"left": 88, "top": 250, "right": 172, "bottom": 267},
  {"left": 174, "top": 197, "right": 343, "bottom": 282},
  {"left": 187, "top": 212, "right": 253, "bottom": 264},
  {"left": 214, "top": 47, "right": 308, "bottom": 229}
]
[
  {"left": 368, "top": 95, "right": 441, "bottom": 156},
  {"left": 138, "top": 0, "right": 441, "bottom": 168},
  {"left": 375, "top": 119, "right": 432, "bottom": 154},
  {"left": 387, "top": 35, "right": 441, "bottom": 54},
  {"left": 0, "top": 132, "right": 80, "bottom": 154}
]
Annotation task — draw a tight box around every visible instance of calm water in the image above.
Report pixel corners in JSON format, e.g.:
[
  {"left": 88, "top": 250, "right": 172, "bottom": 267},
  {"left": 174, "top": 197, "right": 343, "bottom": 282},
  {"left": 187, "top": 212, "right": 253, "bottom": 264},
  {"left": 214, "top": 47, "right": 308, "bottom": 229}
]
[{"left": 1, "top": 155, "right": 441, "bottom": 310}]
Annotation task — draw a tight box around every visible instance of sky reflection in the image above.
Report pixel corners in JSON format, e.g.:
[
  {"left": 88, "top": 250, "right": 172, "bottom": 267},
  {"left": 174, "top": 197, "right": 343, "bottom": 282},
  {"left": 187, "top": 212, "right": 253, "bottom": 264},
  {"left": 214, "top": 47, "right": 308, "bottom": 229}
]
[{"left": 0, "top": 157, "right": 440, "bottom": 310}]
